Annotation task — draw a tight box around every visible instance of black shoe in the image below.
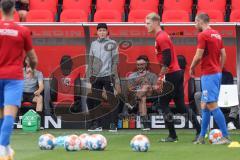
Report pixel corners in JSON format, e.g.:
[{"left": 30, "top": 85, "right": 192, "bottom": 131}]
[
  {"left": 193, "top": 136, "right": 205, "bottom": 144},
  {"left": 141, "top": 121, "right": 150, "bottom": 131},
  {"left": 108, "top": 123, "right": 117, "bottom": 132},
  {"left": 159, "top": 136, "right": 178, "bottom": 142},
  {"left": 88, "top": 121, "right": 103, "bottom": 132},
  {"left": 192, "top": 134, "right": 200, "bottom": 142}
]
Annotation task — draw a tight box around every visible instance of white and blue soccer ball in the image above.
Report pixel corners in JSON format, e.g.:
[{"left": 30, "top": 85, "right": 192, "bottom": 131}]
[
  {"left": 88, "top": 134, "right": 107, "bottom": 151},
  {"left": 64, "top": 135, "right": 82, "bottom": 151},
  {"left": 209, "top": 129, "right": 223, "bottom": 144},
  {"left": 38, "top": 134, "right": 56, "bottom": 150},
  {"left": 79, "top": 133, "right": 91, "bottom": 150},
  {"left": 55, "top": 136, "right": 67, "bottom": 147},
  {"left": 130, "top": 135, "right": 150, "bottom": 152}
]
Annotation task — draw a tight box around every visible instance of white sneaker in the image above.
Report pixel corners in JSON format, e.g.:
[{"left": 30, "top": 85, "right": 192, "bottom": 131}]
[
  {"left": 0, "top": 145, "right": 8, "bottom": 160},
  {"left": 142, "top": 128, "right": 150, "bottom": 131},
  {"left": 6, "top": 146, "right": 14, "bottom": 160},
  {"left": 228, "top": 122, "right": 236, "bottom": 130},
  {"left": 88, "top": 127, "right": 103, "bottom": 132},
  {"left": 108, "top": 128, "right": 118, "bottom": 132}
]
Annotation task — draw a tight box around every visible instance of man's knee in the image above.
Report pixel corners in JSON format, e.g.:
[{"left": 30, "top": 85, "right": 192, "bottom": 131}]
[
  {"left": 206, "top": 102, "right": 218, "bottom": 110},
  {"left": 35, "top": 95, "right": 43, "bottom": 103},
  {"left": 163, "top": 112, "right": 174, "bottom": 123}
]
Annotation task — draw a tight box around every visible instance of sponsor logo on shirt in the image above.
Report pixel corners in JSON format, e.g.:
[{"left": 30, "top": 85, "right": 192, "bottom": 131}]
[
  {"left": 211, "top": 34, "right": 221, "bottom": 40},
  {"left": 0, "top": 29, "right": 18, "bottom": 37}
]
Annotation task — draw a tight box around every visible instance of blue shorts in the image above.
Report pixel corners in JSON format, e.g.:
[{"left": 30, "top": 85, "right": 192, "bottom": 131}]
[
  {"left": 201, "top": 73, "right": 222, "bottom": 103},
  {"left": 0, "top": 79, "right": 24, "bottom": 108}
]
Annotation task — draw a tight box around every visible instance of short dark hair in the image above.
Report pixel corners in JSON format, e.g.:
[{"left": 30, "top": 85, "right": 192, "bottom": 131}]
[
  {"left": 137, "top": 55, "right": 149, "bottom": 63},
  {"left": 97, "top": 23, "right": 108, "bottom": 30},
  {"left": 1, "top": 0, "right": 15, "bottom": 15},
  {"left": 196, "top": 13, "right": 210, "bottom": 23},
  {"left": 136, "top": 55, "right": 150, "bottom": 69}
]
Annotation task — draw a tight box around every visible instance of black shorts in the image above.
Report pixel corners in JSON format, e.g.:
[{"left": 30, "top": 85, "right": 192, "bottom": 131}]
[{"left": 22, "top": 92, "right": 35, "bottom": 102}]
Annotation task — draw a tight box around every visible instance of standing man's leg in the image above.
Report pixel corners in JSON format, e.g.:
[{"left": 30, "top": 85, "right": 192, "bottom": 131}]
[
  {"left": 88, "top": 77, "right": 104, "bottom": 130},
  {"left": 207, "top": 73, "right": 229, "bottom": 141},
  {"left": 207, "top": 102, "right": 229, "bottom": 144},
  {"left": 0, "top": 80, "right": 23, "bottom": 159},
  {"left": 103, "top": 76, "right": 119, "bottom": 130},
  {"left": 159, "top": 73, "right": 178, "bottom": 142},
  {"left": 194, "top": 76, "right": 212, "bottom": 144},
  {"left": 91, "top": 77, "right": 104, "bottom": 108},
  {"left": 159, "top": 94, "right": 177, "bottom": 142}
]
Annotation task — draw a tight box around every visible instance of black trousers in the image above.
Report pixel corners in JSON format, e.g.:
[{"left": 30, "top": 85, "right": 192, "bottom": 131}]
[
  {"left": 159, "top": 70, "right": 201, "bottom": 138},
  {"left": 88, "top": 76, "right": 119, "bottom": 126},
  {"left": 88, "top": 76, "right": 114, "bottom": 109}
]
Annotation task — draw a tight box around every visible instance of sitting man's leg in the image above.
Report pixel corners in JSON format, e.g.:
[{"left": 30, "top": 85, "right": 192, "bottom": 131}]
[
  {"left": 33, "top": 95, "right": 44, "bottom": 129},
  {"left": 137, "top": 85, "right": 152, "bottom": 130},
  {"left": 227, "top": 106, "right": 239, "bottom": 130}
]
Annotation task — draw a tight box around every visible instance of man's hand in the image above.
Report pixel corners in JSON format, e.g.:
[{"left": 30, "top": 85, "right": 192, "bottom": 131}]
[
  {"left": 155, "top": 75, "right": 164, "bottom": 93},
  {"left": 189, "top": 67, "right": 195, "bottom": 77},
  {"left": 90, "top": 76, "right": 96, "bottom": 84},
  {"left": 115, "top": 83, "right": 121, "bottom": 95},
  {"left": 34, "top": 90, "right": 41, "bottom": 96}
]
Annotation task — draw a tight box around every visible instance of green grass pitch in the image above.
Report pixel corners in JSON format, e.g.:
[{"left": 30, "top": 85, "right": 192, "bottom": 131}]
[{"left": 12, "top": 129, "right": 240, "bottom": 160}]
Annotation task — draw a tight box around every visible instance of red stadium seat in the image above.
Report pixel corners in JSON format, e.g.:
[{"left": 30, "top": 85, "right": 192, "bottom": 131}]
[
  {"left": 198, "top": 0, "right": 226, "bottom": 13},
  {"left": 231, "top": 0, "right": 240, "bottom": 11},
  {"left": 62, "top": 0, "right": 92, "bottom": 15},
  {"left": 96, "top": 0, "right": 125, "bottom": 13},
  {"left": 230, "top": 10, "right": 240, "bottom": 22},
  {"left": 60, "top": 10, "right": 88, "bottom": 22},
  {"left": 163, "top": 0, "right": 193, "bottom": 14},
  {"left": 162, "top": 10, "right": 190, "bottom": 22},
  {"left": 197, "top": 10, "right": 224, "bottom": 22},
  {"left": 29, "top": 0, "right": 58, "bottom": 14},
  {"left": 128, "top": 10, "right": 154, "bottom": 22},
  {"left": 94, "top": 10, "right": 122, "bottom": 22},
  {"left": 130, "top": 0, "right": 159, "bottom": 13},
  {"left": 21, "top": 102, "right": 34, "bottom": 107},
  {"left": 26, "top": 10, "right": 55, "bottom": 22},
  {"left": 0, "top": 11, "right": 20, "bottom": 22}
]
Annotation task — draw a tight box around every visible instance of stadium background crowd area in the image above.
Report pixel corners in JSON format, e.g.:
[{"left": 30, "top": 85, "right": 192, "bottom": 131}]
[
  {"left": 1, "top": 0, "right": 240, "bottom": 22},
  {"left": 10, "top": 0, "right": 239, "bottom": 130}
]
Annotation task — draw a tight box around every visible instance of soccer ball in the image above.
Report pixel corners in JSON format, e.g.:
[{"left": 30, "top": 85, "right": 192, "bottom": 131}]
[
  {"left": 130, "top": 135, "right": 150, "bottom": 152},
  {"left": 38, "top": 134, "right": 56, "bottom": 150},
  {"left": 88, "top": 134, "right": 107, "bottom": 151},
  {"left": 55, "top": 136, "right": 67, "bottom": 147},
  {"left": 79, "top": 133, "right": 90, "bottom": 150},
  {"left": 209, "top": 129, "right": 223, "bottom": 144},
  {"left": 64, "top": 135, "right": 82, "bottom": 151}
]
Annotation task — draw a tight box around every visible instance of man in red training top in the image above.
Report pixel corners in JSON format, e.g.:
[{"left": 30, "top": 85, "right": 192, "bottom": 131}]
[
  {"left": 145, "top": 12, "right": 201, "bottom": 142},
  {"left": 190, "top": 13, "right": 230, "bottom": 144}
]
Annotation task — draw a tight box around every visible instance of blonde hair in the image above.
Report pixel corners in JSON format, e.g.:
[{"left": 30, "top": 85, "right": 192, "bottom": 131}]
[{"left": 146, "top": 12, "right": 160, "bottom": 22}]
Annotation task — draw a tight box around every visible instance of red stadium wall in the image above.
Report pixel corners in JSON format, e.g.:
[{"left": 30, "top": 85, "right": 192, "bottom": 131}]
[{"left": 28, "top": 24, "right": 237, "bottom": 79}]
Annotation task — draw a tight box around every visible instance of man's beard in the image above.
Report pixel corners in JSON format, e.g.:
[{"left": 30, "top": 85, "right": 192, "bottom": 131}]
[
  {"left": 138, "top": 68, "right": 146, "bottom": 73},
  {"left": 198, "top": 28, "right": 203, "bottom": 32}
]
